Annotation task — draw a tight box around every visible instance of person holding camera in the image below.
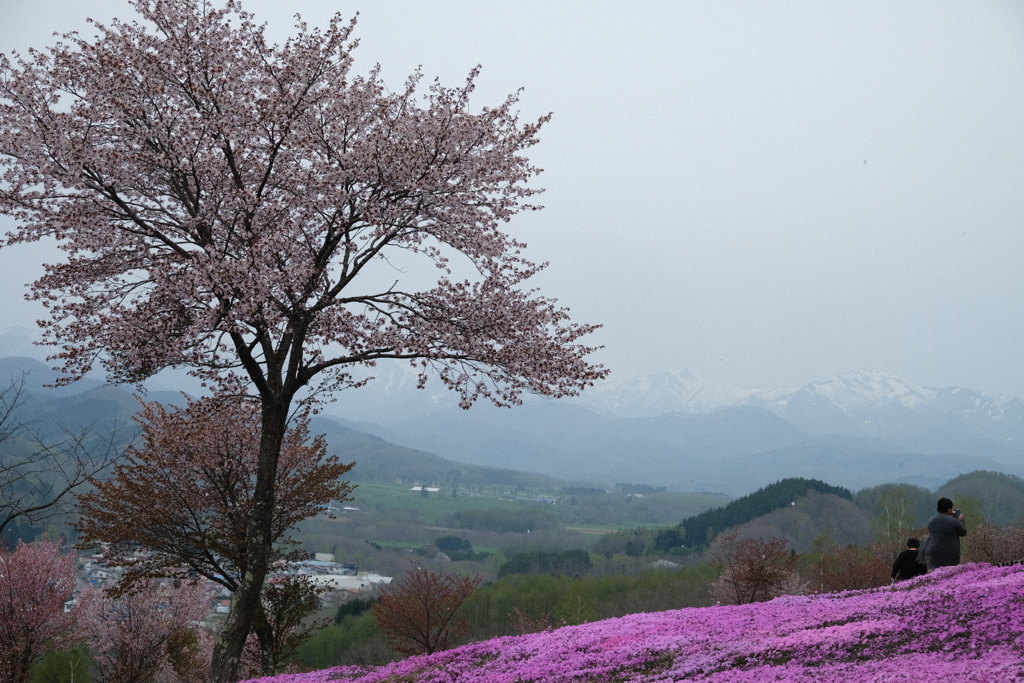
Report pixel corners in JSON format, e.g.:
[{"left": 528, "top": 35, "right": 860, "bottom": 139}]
[{"left": 923, "top": 497, "right": 967, "bottom": 570}]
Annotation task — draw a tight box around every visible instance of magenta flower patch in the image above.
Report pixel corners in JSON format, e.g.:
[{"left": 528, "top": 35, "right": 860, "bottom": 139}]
[{"left": 242, "top": 563, "right": 1024, "bottom": 682}]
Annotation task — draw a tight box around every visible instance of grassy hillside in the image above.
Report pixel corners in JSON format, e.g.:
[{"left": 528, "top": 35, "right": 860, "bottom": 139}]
[{"left": 296, "top": 480, "right": 729, "bottom": 580}]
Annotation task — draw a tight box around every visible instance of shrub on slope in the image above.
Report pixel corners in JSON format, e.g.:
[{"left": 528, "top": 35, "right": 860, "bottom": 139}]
[{"left": 243, "top": 562, "right": 1024, "bottom": 682}]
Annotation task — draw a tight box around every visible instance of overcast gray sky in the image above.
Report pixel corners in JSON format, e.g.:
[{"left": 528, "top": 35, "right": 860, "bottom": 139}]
[{"left": 2, "top": 1, "right": 1024, "bottom": 396}]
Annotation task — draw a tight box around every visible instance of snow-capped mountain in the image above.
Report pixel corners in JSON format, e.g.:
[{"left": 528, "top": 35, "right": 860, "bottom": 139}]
[
  {"left": 571, "top": 367, "right": 1024, "bottom": 440},
  {"left": 564, "top": 368, "right": 759, "bottom": 417},
  {"left": 7, "top": 316, "right": 1022, "bottom": 452},
  {"left": 754, "top": 370, "right": 939, "bottom": 411},
  {"left": 573, "top": 368, "right": 963, "bottom": 417},
  {"left": 4, "top": 329, "right": 1021, "bottom": 494},
  {"left": 308, "top": 364, "right": 1024, "bottom": 495}
]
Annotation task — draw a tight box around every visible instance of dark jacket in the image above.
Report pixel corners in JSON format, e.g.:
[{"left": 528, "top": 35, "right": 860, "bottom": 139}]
[
  {"left": 891, "top": 548, "right": 927, "bottom": 581},
  {"left": 925, "top": 514, "right": 968, "bottom": 568}
]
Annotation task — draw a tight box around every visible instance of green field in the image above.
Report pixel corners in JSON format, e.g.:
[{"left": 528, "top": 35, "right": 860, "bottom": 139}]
[
  {"left": 307, "top": 481, "right": 731, "bottom": 541},
  {"left": 348, "top": 481, "right": 526, "bottom": 523}
]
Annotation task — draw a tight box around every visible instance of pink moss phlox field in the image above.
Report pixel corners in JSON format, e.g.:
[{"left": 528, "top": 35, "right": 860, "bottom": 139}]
[{"left": 242, "top": 563, "right": 1024, "bottom": 682}]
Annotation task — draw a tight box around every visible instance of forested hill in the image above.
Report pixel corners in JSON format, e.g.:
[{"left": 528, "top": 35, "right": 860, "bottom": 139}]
[{"left": 658, "top": 478, "right": 852, "bottom": 550}]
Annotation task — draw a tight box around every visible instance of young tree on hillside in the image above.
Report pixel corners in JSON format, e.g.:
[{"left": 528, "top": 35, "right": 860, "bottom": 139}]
[
  {"left": 75, "top": 393, "right": 350, "bottom": 674},
  {"left": 709, "top": 532, "right": 802, "bottom": 605},
  {"left": 259, "top": 575, "right": 330, "bottom": 673},
  {"left": 0, "top": 1, "right": 605, "bottom": 678},
  {"left": 0, "top": 374, "right": 124, "bottom": 539},
  {"left": 0, "top": 539, "right": 81, "bottom": 683},
  {"left": 372, "top": 563, "right": 482, "bottom": 655},
  {"left": 805, "top": 538, "right": 890, "bottom": 593},
  {"left": 963, "top": 519, "right": 1024, "bottom": 565}
]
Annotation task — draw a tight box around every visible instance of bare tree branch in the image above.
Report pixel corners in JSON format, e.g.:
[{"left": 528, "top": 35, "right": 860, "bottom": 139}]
[{"left": 0, "top": 372, "right": 128, "bottom": 537}]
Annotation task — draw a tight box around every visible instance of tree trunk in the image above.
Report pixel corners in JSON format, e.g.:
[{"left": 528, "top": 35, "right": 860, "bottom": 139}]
[
  {"left": 252, "top": 605, "right": 278, "bottom": 675},
  {"left": 210, "top": 400, "right": 288, "bottom": 683}
]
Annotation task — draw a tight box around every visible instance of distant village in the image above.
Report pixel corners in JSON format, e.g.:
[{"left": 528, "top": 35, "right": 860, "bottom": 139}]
[
  {"left": 74, "top": 547, "right": 392, "bottom": 618},
  {"left": 64, "top": 486, "right": 602, "bottom": 618}
]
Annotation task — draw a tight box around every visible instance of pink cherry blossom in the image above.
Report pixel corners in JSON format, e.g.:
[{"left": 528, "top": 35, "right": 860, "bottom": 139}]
[
  {"left": 0, "top": 539, "right": 80, "bottom": 683},
  {"left": 80, "top": 580, "right": 214, "bottom": 683},
  {"left": 0, "top": 1, "right": 606, "bottom": 679}
]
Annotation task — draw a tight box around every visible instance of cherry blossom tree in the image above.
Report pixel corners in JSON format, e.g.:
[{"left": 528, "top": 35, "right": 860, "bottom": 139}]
[
  {"left": 372, "top": 563, "right": 482, "bottom": 656},
  {"left": 709, "top": 533, "right": 803, "bottom": 605},
  {"left": 0, "top": 539, "right": 81, "bottom": 683},
  {"left": 963, "top": 519, "right": 1024, "bottom": 565},
  {"left": 0, "top": 1, "right": 605, "bottom": 679},
  {"left": 804, "top": 539, "right": 890, "bottom": 593},
  {"left": 80, "top": 580, "right": 213, "bottom": 683},
  {"left": 74, "top": 393, "right": 351, "bottom": 674},
  {"left": 75, "top": 394, "right": 352, "bottom": 590}
]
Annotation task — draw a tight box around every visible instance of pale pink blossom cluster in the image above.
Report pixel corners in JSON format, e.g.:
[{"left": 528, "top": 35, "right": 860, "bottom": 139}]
[
  {"left": 241, "top": 563, "right": 1024, "bottom": 682},
  {"left": 0, "top": 540, "right": 80, "bottom": 683},
  {"left": 0, "top": 540, "right": 219, "bottom": 683},
  {"left": 1, "top": 3, "right": 606, "bottom": 673},
  {"left": 79, "top": 581, "right": 214, "bottom": 683},
  {"left": 0, "top": 0, "right": 606, "bottom": 407}
]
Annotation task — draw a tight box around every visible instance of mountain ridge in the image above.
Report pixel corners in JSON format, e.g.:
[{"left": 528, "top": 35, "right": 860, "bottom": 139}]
[
  {"left": 571, "top": 366, "right": 1024, "bottom": 422},
  {"left": 4, "top": 325, "right": 1021, "bottom": 426},
  {"left": 318, "top": 366, "right": 1024, "bottom": 496},
  {"left": 3, "top": 332, "right": 1023, "bottom": 497}
]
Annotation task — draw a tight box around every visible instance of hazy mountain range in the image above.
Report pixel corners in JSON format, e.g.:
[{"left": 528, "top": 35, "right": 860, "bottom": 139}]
[
  {"left": 321, "top": 364, "right": 1024, "bottom": 496},
  {"left": 576, "top": 367, "right": 1024, "bottom": 441},
  {"left": 3, "top": 324, "right": 1022, "bottom": 497}
]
